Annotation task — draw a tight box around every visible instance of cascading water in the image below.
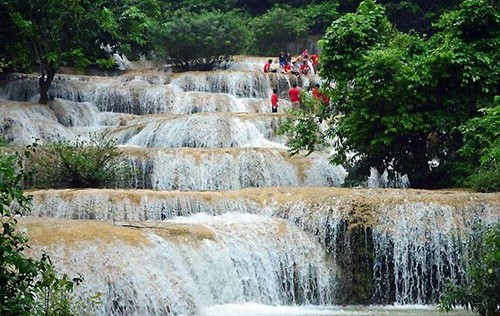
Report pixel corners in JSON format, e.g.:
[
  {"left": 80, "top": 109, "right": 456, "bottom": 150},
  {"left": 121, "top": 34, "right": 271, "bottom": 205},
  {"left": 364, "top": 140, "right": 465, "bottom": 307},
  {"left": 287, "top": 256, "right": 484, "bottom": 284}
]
[
  {"left": 22, "top": 214, "right": 336, "bottom": 316},
  {"left": 1, "top": 57, "right": 498, "bottom": 315}
]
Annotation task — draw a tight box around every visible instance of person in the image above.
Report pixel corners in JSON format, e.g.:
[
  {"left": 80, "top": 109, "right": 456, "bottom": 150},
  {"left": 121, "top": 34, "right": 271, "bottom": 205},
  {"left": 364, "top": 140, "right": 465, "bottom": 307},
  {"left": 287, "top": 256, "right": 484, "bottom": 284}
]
[
  {"left": 264, "top": 59, "right": 272, "bottom": 73},
  {"left": 310, "top": 53, "right": 319, "bottom": 72},
  {"left": 283, "top": 61, "right": 292, "bottom": 74},
  {"left": 285, "top": 52, "right": 292, "bottom": 64},
  {"left": 312, "top": 83, "right": 330, "bottom": 105},
  {"left": 300, "top": 61, "right": 311, "bottom": 75},
  {"left": 288, "top": 83, "right": 301, "bottom": 110},
  {"left": 278, "top": 52, "right": 286, "bottom": 68},
  {"left": 291, "top": 61, "right": 300, "bottom": 75},
  {"left": 301, "top": 49, "right": 309, "bottom": 60},
  {"left": 271, "top": 88, "right": 279, "bottom": 113}
]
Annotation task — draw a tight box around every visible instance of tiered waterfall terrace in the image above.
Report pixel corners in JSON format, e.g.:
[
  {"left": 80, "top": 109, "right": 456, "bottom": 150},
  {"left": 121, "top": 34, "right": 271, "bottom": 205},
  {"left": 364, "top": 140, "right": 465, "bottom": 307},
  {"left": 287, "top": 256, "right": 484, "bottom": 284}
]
[{"left": 1, "top": 58, "right": 498, "bottom": 316}]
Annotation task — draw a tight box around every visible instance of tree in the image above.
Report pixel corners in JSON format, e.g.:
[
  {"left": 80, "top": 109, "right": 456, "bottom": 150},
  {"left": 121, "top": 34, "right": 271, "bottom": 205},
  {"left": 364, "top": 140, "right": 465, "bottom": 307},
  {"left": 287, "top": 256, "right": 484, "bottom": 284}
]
[
  {"left": 301, "top": 1, "right": 340, "bottom": 35},
  {"left": 104, "top": 0, "right": 166, "bottom": 61},
  {"left": 154, "top": 9, "right": 251, "bottom": 70},
  {"left": 379, "top": 0, "right": 462, "bottom": 34},
  {"left": 0, "top": 0, "right": 121, "bottom": 104},
  {"left": 249, "top": 5, "right": 308, "bottom": 56},
  {"left": 284, "top": 0, "right": 499, "bottom": 189}
]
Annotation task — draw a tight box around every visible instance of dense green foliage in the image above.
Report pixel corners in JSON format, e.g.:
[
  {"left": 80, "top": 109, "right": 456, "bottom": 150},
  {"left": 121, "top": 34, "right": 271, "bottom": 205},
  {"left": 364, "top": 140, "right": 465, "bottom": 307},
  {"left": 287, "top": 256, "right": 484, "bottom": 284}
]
[
  {"left": 249, "top": 5, "right": 308, "bottom": 56},
  {"left": 105, "top": 0, "right": 167, "bottom": 61},
  {"left": 378, "top": 0, "right": 462, "bottom": 33},
  {"left": 154, "top": 10, "right": 251, "bottom": 70},
  {"left": 439, "top": 223, "right": 500, "bottom": 316},
  {"left": 458, "top": 102, "right": 500, "bottom": 192},
  {"left": 0, "top": 147, "right": 83, "bottom": 315},
  {"left": 301, "top": 1, "right": 340, "bottom": 34},
  {"left": 283, "top": 0, "right": 499, "bottom": 189},
  {"left": 27, "top": 138, "right": 127, "bottom": 189},
  {"left": 0, "top": 0, "right": 123, "bottom": 104}
]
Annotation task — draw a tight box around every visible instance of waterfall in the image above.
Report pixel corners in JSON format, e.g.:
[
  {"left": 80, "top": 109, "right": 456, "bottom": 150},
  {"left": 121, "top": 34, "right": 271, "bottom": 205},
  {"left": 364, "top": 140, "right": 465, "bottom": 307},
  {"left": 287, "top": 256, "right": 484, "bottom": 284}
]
[
  {"left": 21, "top": 214, "right": 336, "bottom": 316},
  {"left": 1, "top": 57, "right": 499, "bottom": 314}
]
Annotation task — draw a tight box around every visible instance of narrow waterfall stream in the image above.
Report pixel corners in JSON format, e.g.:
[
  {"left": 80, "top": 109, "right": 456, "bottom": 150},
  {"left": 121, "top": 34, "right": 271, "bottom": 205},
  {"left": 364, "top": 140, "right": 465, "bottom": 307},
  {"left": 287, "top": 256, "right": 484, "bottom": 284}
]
[{"left": 1, "top": 58, "right": 498, "bottom": 315}]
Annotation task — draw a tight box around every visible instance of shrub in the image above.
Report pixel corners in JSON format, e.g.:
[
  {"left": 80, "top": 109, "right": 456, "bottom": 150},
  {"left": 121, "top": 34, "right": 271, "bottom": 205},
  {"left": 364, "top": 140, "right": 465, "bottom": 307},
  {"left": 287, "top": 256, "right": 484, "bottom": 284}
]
[
  {"left": 458, "top": 103, "right": 500, "bottom": 192},
  {"left": 154, "top": 9, "right": 250, "bottom": 70},
  {"left": 278, "top": 91, "right": 326, "bottom": 155},
  {"left": 249, "top": 5, "right": 308, "bottom": 56},
  {"left": 27, "top": 138, "right": 126, "bottom": 189},
  {"left": 0, "top": 146, "right": 83, "bottom": 315}
]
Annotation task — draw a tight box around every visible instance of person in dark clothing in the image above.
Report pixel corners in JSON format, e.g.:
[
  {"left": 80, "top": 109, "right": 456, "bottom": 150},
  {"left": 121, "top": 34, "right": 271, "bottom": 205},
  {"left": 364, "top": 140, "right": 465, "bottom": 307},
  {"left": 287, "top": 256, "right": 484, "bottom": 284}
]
[{"left": 278, "top": 52, "right": 286, "bottom": 68}]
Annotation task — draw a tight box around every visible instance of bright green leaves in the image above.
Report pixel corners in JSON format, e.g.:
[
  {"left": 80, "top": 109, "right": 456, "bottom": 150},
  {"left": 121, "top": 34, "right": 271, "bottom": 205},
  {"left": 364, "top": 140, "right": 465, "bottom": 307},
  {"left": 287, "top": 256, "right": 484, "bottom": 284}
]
[
  {"left": 319, "top": 0, "right": 394, "bottom": 82},
  {"left": 279, "top": 93, "right": 328, "bottom": 156},
  {"left": 98, "top": 7, "right": 119, "bottom": 37}
]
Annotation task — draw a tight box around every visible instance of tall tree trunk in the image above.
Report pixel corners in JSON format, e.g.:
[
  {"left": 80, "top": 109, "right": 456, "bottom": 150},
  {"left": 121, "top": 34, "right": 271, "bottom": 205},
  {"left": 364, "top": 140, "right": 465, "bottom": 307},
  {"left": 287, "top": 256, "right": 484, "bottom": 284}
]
[{"left": 38, "top": 67, "right": 56, "bottom": 104}]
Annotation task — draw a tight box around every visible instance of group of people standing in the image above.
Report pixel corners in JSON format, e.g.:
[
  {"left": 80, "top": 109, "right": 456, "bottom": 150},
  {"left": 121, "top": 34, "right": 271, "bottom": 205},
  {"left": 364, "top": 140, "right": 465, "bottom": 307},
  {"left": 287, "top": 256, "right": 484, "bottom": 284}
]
[
  {"left": 265, "top": 49, "right": 326, "bottom": 113},
  {"left": 271, "top": 83, "right": 329, "bottom": 113},
  {"left": 264, "top": 49, "right": 319, "bottom": 76}
]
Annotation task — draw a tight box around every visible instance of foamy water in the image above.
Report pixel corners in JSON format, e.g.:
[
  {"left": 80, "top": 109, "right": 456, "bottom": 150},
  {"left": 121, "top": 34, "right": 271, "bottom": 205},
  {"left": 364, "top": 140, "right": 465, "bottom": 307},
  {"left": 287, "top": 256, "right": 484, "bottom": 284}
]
[{"left": 203, "top": 304, "right": 473, "bottom": 316}]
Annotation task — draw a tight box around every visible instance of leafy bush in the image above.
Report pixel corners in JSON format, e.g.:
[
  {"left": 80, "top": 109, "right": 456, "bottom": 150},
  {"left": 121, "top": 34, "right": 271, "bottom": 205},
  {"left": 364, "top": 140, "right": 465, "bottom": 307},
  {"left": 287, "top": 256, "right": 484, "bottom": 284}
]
[
  {"left": 458, "top": 102, "right": 500, "bottom": 192},
  {"left": 249, "top": 5, "right": 308, "bottom": 56},
  {"left": 301, "top": 1, "right": 339, "bottom": 34},
  {"left": 154, "top": 9, "right": 250, "bottom": 70},
  {"left": 0, "top": 147, "right": 83, "bottom": 315},
  {"left": 278, "top": 90, "right": 327, "bottom": 155},
  {"left": 439, "top": 223, "right": 500, "bottom": 316},
  {"left": 27, "top": 138, "right": 126, "bottom": 189}
]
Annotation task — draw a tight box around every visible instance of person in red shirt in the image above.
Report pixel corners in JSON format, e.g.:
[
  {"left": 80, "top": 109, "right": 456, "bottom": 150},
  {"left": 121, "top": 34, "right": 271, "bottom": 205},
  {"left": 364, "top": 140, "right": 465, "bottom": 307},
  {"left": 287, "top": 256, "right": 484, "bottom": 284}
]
[
  {"left": 264, "top": 59, "right": 272, "bottom": 73},
  {"left": 312, "top": 84, "right": 321, "bottom": 99},
  {"left": 271, "top": 88, "right": 279, "bottom": 113},
  {"left": 283, "top": 61, "right": 292, "bottom": 74},
  {"left": 300, "top": 61, "right": 310, "bottom": 75},
  {"left": 310, "top": 53, "right": 319, "bottom": 72},
  {"left": 312, "top": 83, "right": 330, "bottom": 105},
  {"left": 288, "top": 83, "right": 301, "bottom": 110}
]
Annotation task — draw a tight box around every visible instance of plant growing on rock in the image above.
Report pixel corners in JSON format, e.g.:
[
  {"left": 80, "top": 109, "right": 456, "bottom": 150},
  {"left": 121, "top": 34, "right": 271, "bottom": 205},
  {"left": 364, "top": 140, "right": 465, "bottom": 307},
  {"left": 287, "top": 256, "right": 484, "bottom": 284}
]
[{"left": 27, "top": 137, "right": 128, "bottom": 189}]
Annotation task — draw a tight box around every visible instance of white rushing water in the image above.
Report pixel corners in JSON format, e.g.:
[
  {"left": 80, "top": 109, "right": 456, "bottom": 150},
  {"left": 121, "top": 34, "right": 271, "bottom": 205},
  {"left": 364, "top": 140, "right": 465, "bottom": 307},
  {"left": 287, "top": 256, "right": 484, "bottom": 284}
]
[{"left": 26, "top": 214, "right": 336, "bottom": 316}]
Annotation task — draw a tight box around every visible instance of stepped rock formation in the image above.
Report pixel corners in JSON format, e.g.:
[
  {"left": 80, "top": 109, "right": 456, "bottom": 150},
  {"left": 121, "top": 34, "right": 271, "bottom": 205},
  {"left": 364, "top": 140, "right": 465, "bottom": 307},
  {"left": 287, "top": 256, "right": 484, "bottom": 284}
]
[{"left": 1, "top": 58, "right": 499, "bottom": 315}]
